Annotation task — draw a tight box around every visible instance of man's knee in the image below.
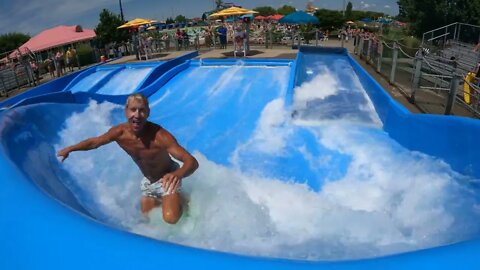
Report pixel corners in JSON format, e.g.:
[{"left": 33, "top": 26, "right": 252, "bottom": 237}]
[
  {"left": 141, "top": 197, "right": 157, "bottom": 213},
  {"left": 163, "top": 209, "right": 180, "bottom": 224}
]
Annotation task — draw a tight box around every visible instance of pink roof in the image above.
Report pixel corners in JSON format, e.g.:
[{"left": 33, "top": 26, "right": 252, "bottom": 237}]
[{"left": 10, "top": 25, "right": 96, "bottom": 57}]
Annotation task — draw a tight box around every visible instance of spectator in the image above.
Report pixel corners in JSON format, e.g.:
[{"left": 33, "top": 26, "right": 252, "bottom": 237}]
[
  {"left": 30, "top": 61, "right": 40, "bottom": 83},
  {"left": 182, "top": 30, "right": 189, "bottom": 49},
  {"left": 233, "top": 26, "right": 246, "bottom": 51},
  {"left": 217, "top": 24, "right": 227, "bottom": 49},
  {"left": 55, "top": 51, "right": 64, "bottom": 77},
  {"left": 66, "top": 47, "right": 74, "bottom": 72},
  {"left": 175, "top": 29, "right": 183, "bottom": 50}
]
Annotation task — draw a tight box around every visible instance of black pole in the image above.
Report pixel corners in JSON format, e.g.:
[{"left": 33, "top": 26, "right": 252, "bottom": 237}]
[{"left": 119, "top": 0, "right": 125, "bottom": 21}]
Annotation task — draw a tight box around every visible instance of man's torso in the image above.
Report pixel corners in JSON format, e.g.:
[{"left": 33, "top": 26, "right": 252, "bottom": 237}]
[{"left": 115, "top": 123, "right": 173, "bottom": 183}]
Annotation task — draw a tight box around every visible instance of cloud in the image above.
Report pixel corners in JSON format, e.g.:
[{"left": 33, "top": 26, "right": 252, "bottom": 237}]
[{"left": 384, "top": 5, "right": 391, "bottom": 9}]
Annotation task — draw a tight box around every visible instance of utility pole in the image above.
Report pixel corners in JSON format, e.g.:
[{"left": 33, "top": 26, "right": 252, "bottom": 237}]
[
  {"left": 119, "top": 0, "right": 125, "bottom": 21},
  {"left": 343, "top": 0, "right": 346, "bottom": 16}
]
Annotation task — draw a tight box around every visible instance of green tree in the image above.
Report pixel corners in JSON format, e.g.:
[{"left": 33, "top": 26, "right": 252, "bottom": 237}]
[
  {"left": 315, "top": 9, "right": 344, "bottom": 30},
  {"left": 254, "top": 6, "right": 277, "bottom": 16},
  {"left": 345, "top": 2, "right": 353, "bottom": 20},
  {"left": 349, "top": 10, "right": 385, "bottom": 22},
  {"left": 277, "top": 5, "right": 296, "bottom": 15},
  {"left": 166, "top": 17, "right": 175, "bottom": 24},
  {"left": 0, "top": 32, "right": 30, "bottom": 53},
  {"left": 94, "top": 9, "right": 129, "bottom": 47},
  {"left": 396, "top": 0, "right": 408, "bottom": 22},
  {"left": 175, "top": 15, "right": 187, "bottom": 23},
  {"left": 397, "top": 0, "right": 480, "bottom": 37}
]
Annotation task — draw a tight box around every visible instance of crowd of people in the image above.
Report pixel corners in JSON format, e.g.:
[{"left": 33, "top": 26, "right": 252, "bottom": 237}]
[{"left": 42, "top": 47, "right": 78, "bottom": 78}]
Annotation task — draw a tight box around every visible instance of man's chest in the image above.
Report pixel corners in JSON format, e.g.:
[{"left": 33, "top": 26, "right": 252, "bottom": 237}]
[{"left": 117, "top": 139, "right": 166, "bottom": 160}]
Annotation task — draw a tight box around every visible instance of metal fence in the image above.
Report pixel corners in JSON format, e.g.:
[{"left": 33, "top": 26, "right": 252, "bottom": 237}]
[
  {"left": 0, "top": 50, "right": 37, "bottom": 97},
  {"left": 354, "top": 34, "right": 480, "bottom": 117}
]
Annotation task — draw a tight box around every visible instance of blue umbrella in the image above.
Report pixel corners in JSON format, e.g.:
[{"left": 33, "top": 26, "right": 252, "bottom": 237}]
[
  {"left": 240, "top": 14, "right": 254, "bottom": 19},
  {"left": 361, "top": 17, "right": 373, "bottom": 23},
  {"left": 377, "top": 18, "right": 391, "bottom": 24},
  {"left": 279, "top": 11, "right": 319, "bottom": 24}
]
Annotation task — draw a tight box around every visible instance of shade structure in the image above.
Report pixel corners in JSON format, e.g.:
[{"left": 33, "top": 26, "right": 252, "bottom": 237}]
[
  {"left": 254, "top": 15, "right": 267, "bottom": 20},
  {"left": 8, "top": 25, "right": 96, "bottom": 58},
  {"left": 377, "top": 18, "right": 391, "bottom": 24},
  {"left": 360, "top": 18, "right": 373, "bottom": 23},
  {"left": 209, "top": 7, "right": 258, "bottom": 17},
  {"left": 240, "top": 14, "right": 254, "bottom": 19},
  {"left": 268, "top": 14, "right": 284, "bottom": 21},
  {"left": 278, "top": 11, "right": 319, "bottom": 24},
  {"left": 117, "top": 18, "right": 157, "bottom": 29},
  {"left": 346, "top": 20, "right": 355, "bottom": 24}
]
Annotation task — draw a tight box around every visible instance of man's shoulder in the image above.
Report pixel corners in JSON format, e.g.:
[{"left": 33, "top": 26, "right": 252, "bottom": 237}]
[
  {"left": 150, "top": 123, "right": 176, "bottom": 142},
  {"left": 109, "top": 124, "right": 129, "bottom": 136}
]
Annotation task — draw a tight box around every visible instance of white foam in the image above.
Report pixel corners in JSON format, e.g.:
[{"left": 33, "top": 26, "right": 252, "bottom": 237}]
[
  {"left": 293, "top": 62, "right": 382, "bottom": 126},
  {"left": 53, "top": 101, "right": 480, "bottom": 261},
  {"left": 294, "top": 66, "right": 339, "bottom": 109}
]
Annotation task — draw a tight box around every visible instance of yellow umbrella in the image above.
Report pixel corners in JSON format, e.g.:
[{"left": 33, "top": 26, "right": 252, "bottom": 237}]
[
  {"left": 209, "top": 7, "right": 258, "bottom": 17},
  {"left": 346, "top": 21, "right": 355, "bottom": 24},
  {"left": 117, "top": 18, "right": 157, "bottom": 29}
]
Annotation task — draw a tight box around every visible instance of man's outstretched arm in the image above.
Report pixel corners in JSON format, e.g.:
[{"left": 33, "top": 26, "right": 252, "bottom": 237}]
[
  {"left": 161, "top": 130, "right": 199, "bottom": 193},
  {"left": 57, "top": 126, "right": 122, "bottom": 162}
]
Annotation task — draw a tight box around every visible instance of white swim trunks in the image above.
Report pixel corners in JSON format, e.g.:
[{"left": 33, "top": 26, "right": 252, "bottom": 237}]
[{"left": 141, "top": 160, "right": 180, "bottom": 198}]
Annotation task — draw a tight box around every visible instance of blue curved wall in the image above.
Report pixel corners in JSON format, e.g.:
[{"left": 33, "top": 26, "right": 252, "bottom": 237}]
[{"left": 1, "top": 47, "right": 480, "bottom": 269}]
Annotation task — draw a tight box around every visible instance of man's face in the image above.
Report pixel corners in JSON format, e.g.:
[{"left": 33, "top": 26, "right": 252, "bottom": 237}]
[{"left": 125, "top": 100, "right": 149, "bottom": 134}]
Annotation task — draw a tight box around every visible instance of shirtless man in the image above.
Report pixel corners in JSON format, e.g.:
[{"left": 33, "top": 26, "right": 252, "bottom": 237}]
[{"left": 57, "top": 93, "right": 199, "bottom": 224}]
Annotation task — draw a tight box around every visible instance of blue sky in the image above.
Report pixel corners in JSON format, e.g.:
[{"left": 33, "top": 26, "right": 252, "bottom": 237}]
[{"left": 0, "top": 0, "right": 398, "bottom": 36}]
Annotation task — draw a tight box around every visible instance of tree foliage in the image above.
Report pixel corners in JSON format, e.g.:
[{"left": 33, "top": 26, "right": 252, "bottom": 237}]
[
  {"left": 94, "top": 9, "right": 129, "bottom": 47},
  {"left": 254, "top": 6, "right": 277, "bottom": 16},
  {"left": 397, "top": 0, "right": 480, "bottom": 36},
  {"left": 350, "top": 10, "right": 385, "bottom": 21},
  {"left": 175, "top": 15, "right": 187, "bottom": 23},
  {"left": 277, "top": 5, "right": 296, "bottom": 15},
  {"left": 345, "top": 2, "right": 353, "bottom": 20},
  {"left": 166, "top": 17, "right": 175, "bottom": 24},
  {"left": 315, "top": 9, "right": 344, "bottom": 29},
  {"left": 0, "top": 32, "right": 30, "bottom": 53}
]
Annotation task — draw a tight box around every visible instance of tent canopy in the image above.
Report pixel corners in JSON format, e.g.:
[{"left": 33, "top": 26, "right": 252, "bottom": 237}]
[
  {"left": 268, "top": 14, "right": 284, "bottom": 21},
  {"left": 117, "top": 18, "right": 157, "bottom": 29},
  {"left": 209, "top": 7, "right": 258, "bottom": 17},
  {"left": 10, "top": 25, "right": 96, "bottom": 57},
  {"left": 278, "top": 11, "right": 319, "bottom": 24}
]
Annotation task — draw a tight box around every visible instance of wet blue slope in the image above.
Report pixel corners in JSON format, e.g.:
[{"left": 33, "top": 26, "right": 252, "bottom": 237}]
[
  {"left": 148, "top": 63, "right": 291, "bottom": 165},
  {"left": 2, "top": 48, "right": 480, "bottom": 269}
]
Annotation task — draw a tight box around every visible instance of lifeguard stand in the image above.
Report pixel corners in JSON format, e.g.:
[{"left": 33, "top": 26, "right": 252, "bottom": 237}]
[{"left": 234, "top": 38, "right": 247, "bottom": 58}]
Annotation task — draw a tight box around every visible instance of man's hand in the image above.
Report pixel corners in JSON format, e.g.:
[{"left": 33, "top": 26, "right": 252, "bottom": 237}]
[
  {"left": 161, "top": 173, "right": 182, "bottom": 194},
  {"left": 57, "top": 148, "right": 70, "bottom": 162}
]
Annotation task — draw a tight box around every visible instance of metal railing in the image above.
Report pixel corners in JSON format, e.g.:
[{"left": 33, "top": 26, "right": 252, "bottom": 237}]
[
  {"left": 0, "top": 49, "right": 37, "bottom": 97},
  {"left": 355, "top": 34, "right": 480, "bottom": 117},
  {"left": 422, "top": 22, "right": 480, "bottom": 48}
]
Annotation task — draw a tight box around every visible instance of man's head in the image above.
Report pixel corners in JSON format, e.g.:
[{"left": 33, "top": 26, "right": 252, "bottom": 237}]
[{"left": 125, "top": 93, "right": 150, "bottom": 134}]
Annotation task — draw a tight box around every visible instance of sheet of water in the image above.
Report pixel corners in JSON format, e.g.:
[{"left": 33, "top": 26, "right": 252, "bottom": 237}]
[
  {"left": 95, "top": 67, "right": 153, "bottom": 95},
  {"left": 54, "top": 64, "right": 480, "bottom": 261},
  {"left": 69, "top": 70, "right": 113, "bottom": 93}
]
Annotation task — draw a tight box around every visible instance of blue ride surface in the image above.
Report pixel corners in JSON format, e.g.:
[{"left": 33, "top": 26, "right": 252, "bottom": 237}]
[{"left": 1, "top": 47, "right": 480, "bottom": 269}]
